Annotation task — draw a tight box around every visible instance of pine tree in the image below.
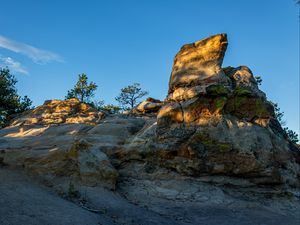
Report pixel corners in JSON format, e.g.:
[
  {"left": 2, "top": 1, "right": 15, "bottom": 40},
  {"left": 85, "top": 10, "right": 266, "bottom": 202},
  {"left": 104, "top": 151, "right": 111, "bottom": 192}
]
[{"left": 65, "top": 73, "right": 97, "bottom": 103}]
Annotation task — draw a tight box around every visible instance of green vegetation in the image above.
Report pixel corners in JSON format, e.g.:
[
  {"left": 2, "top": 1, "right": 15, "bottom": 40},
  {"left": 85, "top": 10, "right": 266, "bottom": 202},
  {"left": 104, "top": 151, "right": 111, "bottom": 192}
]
[
  {"left": 115, "top": 83, "right": 148, "bottom": 110},
  {"left": 233, "top": 87, "right": 252, "bottom": 96},
  {"left": 254, "top": 98, "right": 269, "bottom": 117},
  {"left": 271, "top": 101, "right": 299, "bottom": 144},
  {"left": 240, "top": 77, "right": 298, "bottom": 144},
  {"left": 91, "top": 99, "right": 105, "bottom": 110},
  {"left": 189, "top": 132, "right": 231, "bottom": 153},
  {"left": 206, "top": 84, "right": 229, "bottom": 96},
  {"left": 0, "top": 68, "right": 32, "bottom": 127},
  {"left": 218, "top": 143, "right": 232, "bottom": 153},
  {"left": 92, "top": 100, "right": 120, "bottom": 114},
  {"left": 65, "top": 75, "right": 148, "bottom": 113},
  {"left": 233, "top": 96, "right": 247, "bottom": 108},
  {"left": 230, "top": 96, "right": 270, "bottom": 119},
  {"left": 65, "top": 73, "right": 97, "bottom": 103},
  {"left": 271, "top": 102, "right": 285, "bottom": 126},
  {"left": 215, "top": 97, "right": 227, "bottom": 110},
  {"left": 255, "top": 76, "right": 262, "bottom": 86},
  {"left": 100, "top": 104, "right": 121, "bottom": 114},
  {"left": 284, "top": 128, "right": 298, "bottom": 144}
]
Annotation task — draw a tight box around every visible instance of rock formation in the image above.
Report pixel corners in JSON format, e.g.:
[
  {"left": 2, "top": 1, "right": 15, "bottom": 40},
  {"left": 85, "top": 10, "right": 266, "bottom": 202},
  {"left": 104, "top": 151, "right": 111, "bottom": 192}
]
[
  {"left": 125, "top": 34, "right": 300, "bottom": 187},
  {"left": 167, "top": 33, "right": 231, "bottom": 101},
  {"left": 132, "top": 97, "right": 163, "bottom": 114},
  {"left": 1, "top": 34, "right": 299, "bottom": 188},
  {"left": 0, "top": 34, "right": 299, "bottom": 224},
  {"left": 0, "top": 112, "right": 145, "bottom": 190},
  {"left": 10, "top": 98, "right": 105, "bottom": 126}
]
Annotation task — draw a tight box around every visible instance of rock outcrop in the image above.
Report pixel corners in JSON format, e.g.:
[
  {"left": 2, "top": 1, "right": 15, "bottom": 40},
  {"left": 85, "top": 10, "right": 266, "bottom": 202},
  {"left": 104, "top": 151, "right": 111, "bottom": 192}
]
[
  {"left": 167, "top": 34, "right": 231, "bottom": 101},
  {"left": 132, "top": 97, "right": 163, "bottom": 114},
  {"left": 0, "top": 34, "right": 299, "bottom": 198},
  {"left": 9, "top": 98, "right": 105, "bottom": 126},
  {"left": 121, "top": 34, "right": 300, "bottom": 188},
  {"left": 0, "top": 114, "right": 147, "bottom": 190},
  {"left": 152, "top": 34, "right": 300, "bottom": 187}
]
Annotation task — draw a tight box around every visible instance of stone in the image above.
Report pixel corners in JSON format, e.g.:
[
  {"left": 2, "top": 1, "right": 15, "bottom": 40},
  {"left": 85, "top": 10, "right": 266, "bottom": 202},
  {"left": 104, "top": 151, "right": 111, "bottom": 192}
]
[
  {"left": 0, "top": 114, "right": 148, "bottom": 190},
  {"left": 133, "top": 97, "right": 163, "bottom": 114},
  {"left": 0, "top": 34, "right": 299, "bottom": 197},
  {"left": 9, "top": 98, "right": 105, "bottom": 126},
  {"left": 155, "top": 34, "right": 300, "bottom": 187},
  {"left": 70, "top": 139, "right": 118, "bottom": 189},
  {"left": 225, "top": 95, "right": 274, "bottom": 121},
  {"left": 167, "top": 86, "right": 206, "bottom": 102},
  {"left": 168, "top": 33, "right": 231, "bottom": 101},
  {"left": 157, "top": 102, "right": 184, "bottom": 124},
  {"left": 223, "top": 66, "right": 266, "bottom": 98}
]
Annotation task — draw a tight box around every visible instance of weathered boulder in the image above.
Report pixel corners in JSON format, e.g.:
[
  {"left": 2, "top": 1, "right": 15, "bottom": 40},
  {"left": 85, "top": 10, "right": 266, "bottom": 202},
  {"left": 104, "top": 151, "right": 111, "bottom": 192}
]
[
  {"left": 167, "top": 33, "right": 231, "bottom": 101},
  {"left": 9, "top": 98, "right": 105, "bottom": 126},
  {"left": 223, "top": 66, "right": 266, "bottom": 98},
  {"left": 132, "top": 97, "right": 163, "bottom": 114}
]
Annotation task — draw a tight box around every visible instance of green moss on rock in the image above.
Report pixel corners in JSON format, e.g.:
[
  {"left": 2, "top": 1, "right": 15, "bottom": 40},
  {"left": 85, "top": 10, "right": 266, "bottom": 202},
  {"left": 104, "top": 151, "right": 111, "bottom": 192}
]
[
  {"left": 189, "top": 132, "right": 232, "bottom": 153},
  {"left": 215, "top": 97, "right": 227, "bottom": 110},
  {"left": 218, "top": 143, "right": 232, "bottom": 152},
  {"left": 234, "top": 96, "right": 247, "bottom": 108},
  {"left": 254, "top": 99, "right": 269, "bottom": 117},
  {"left": 225, "top": 95, "right": 271, "bottom": 120},
  {"left": 234, "top": 87, "right": 252, "bottom": 96},
  {"left": 206, "top": 84, "right": 229, "bottom": 96}
]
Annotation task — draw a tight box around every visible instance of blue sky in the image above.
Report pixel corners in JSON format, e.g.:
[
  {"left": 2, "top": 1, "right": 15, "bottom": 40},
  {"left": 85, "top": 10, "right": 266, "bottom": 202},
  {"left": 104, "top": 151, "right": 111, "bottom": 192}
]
[{"left": 0, "top": 0, "right": 299, "bottom": 135}]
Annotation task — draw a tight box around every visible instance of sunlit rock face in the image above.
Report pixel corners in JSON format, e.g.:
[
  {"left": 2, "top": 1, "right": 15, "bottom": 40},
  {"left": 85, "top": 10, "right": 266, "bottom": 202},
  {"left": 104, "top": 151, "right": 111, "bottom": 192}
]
[
  {"left": 223, "top": 66, "right": 266, "bottom": 98},
  {"left": 0, "top": 98, "right": 117, "bottom": 189},
  {"left": 9, "top": 98, "right": 105, "bottom": 126},
  {"left": 0, "top": 113, "right": 146, "bottom": 190},
  {"left": 152, "top": 34, "right": 300, "bottom": 187},
  {"left": 132, "top": 97, "right": 163, "bottom": 114},
  {"left": 168, "top": 34, "right": 231, "bottom": 101}
]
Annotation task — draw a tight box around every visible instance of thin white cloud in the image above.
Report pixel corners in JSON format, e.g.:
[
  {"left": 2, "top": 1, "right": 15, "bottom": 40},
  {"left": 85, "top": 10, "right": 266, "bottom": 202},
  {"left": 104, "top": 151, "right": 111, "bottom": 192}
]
[
  {"left": 0, "top": 55, "right": 28, "bottom": 74},
  {"left": 0, "top": 35, "right": 63, "bottom": 64}
]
